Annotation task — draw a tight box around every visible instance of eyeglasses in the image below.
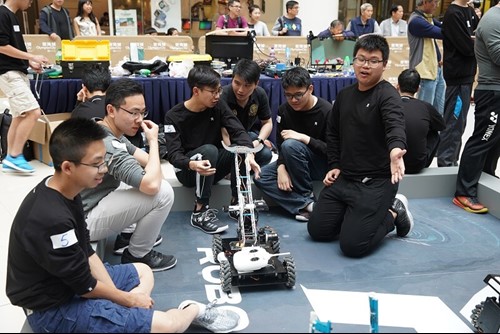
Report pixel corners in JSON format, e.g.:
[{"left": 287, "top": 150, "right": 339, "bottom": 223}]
[
  {"left": 231, "top": 5, "right": 242, "bottom": 8},
  {"left": 284, "top": 90, "right": 307, "bottom": 101},
  {"left": 353, "top": 56, "right": 384, "bottom": 67},
  {"left": 201, "top": 86, "right": 223, "bottom": 97},
  {"left": 119, "top": 106, "right": 148, "bottom": 119},
  {"left": 75, "top": 153, "right": 113, "bottom": 173}
]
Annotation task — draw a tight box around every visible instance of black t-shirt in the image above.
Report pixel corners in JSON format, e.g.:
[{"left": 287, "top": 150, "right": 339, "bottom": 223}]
[
  {"left": 0, "top": 6, "right": 29, "bottom": 75},
  {"left": 52, "top": 8, "right": 71, "bottom": 40}
]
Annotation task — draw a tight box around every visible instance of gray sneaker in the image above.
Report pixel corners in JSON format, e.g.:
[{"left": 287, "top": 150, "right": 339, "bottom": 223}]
[
  {"left": 392, "top": 194, "right": 414, "bottom": 237},
  {"left": 178, "top": 299, "right": 240, "bottom": 333}
]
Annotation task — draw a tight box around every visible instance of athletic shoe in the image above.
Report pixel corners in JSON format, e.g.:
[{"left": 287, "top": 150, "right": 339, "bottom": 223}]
[
  {"left": 113, "top": 233, "right": 163, "bottom": 255},
  {"left": 453, "top": 196, "right": 488, "bottom": 214},
  {"left": 391, "top": 194, "right": 414, "bottom": 237},
  {"left": 191, "top": 205, "right": 228, "bottom": 234},
  {"left": 2, "top": 154, "right": 35, "bottom": 173},
  {"left": 178, "top": 299, "right": 240, "bottom": 333},
  {"left": 295, "top": 210, "right": 310, "bottom": 222},
  {"left": 121, "top": 249, "right": 177, "bottom": 272}
]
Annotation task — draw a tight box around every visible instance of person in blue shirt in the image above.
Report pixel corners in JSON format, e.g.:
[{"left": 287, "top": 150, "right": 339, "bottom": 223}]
[
  {"left": 272, "top": 0, "right": 302, "bottom": 36},
  {"left": 317, "top": 20, "right": 355, "bottom": 40}
]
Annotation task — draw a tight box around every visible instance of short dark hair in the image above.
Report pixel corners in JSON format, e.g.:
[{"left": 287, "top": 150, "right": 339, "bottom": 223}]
[
  {"left": 281, "top": 66, "right": 311, "bottom": 90},
  {"left": 144, "top": 27, "right": 157, "bottom": 35},
  {"left": 353, "top": 34, "right": 390, "bottom": 63},
  {"left": 187, "top": 65, "right": 221, "bottom": 91},
  {"left": 390, "top": 4, "right": 401, "bottom": 14},
  {"left": 398, "top": 69, "right": 420, "bottom": 94},
  {"left": 228, "top": 0, "right": 240, "bottom": 7},
  {"left": 232, "top": 59, "right": 261, "bottom": 84},
  {"left": 166, "top": 27, "right": 178, "bottom": 35},
  {"left": 286, "top": 1, "right": 299, "bottom": 11},
  {"left": 249, "top": 4, "right": 261, "bottom": 14},
  {"left": 105, "top": 79, "right": 144, "bottom": 112},
  {"left": 50, "top": 118, "right": 107, "bottom": 171},
  {"left": 82, "top": 63, "right": 111, "bottom": 93}
]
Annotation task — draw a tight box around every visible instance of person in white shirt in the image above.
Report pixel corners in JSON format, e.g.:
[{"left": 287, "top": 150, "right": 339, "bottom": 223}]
[
  {"left": 380, "top": 4, "right": 407, "bottom": 37},
  {"left": 247, "top": 4, "right": 270, "bottom": 36},
  {"left": 73, "top": 0, "right": 101, "bottom": 37}
]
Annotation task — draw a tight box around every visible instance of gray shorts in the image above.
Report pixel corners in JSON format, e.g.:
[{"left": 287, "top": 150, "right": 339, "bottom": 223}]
[{"left": 0, "top": 71, "right": 40, "bottom": 117}]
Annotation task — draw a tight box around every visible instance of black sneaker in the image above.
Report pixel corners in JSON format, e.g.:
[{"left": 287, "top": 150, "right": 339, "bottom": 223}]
[
  {"left": 392, "top": 194, "right": 414, "bottom": 237},
  {"left": 113, "top": 233, "right": 163, "bottom": 255},
  {"left": 191, "top": 206, "right": 228, "bottom": 234},
  {"left": 121, "top": 248, "right": 177, "bottom": 272}
]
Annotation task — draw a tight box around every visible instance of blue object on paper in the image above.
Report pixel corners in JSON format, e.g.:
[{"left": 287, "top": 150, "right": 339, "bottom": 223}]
[{"left": 369, "top": 293, "right": 379, "bottom": 333}]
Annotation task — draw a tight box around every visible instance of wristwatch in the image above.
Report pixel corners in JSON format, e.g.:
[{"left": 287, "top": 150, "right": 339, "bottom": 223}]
[{"left": 257, "top": 138, "right": 265, "bottom": 145}]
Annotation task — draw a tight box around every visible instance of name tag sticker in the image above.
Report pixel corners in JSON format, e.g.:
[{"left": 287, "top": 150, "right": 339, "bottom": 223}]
[
  {"left": 14, "top": 25, "right": 20, "bottom": 32},
  {"left": 164, "top": 124, "right": 176, "bottom": 133},
  {"left": 111, "top": 140, "right": 127, "bottom": 150},
  {"left": 50, "top": 229, "right": 78, "bottom": 249}
]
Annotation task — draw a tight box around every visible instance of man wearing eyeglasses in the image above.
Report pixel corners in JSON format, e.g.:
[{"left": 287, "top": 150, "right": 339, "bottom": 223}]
[
  {"left": 215, "top": 0, "right": 248, "bottom": 36},
  {"left": 254, "top": 66, "right": 331, "bottom": 222},
  {"left": 6, "top": 118, "right": 240, "bottom": 333},
  {"left": 80, "top": 78, "right": 177, "bottom": 272},
  {"left": 307, "top": 35, "right": 413, "bottom": 258},
  {"left": 164, "top": 65, "right": 260, "bottom": 234}
]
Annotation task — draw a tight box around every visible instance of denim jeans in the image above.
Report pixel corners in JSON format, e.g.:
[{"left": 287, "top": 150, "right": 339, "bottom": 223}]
[
  {"left": 417, "top": 66, "right": 446, "bottom": 115},
  {"left": 253, "top": 139, "right": 327, "bottom": 215}
]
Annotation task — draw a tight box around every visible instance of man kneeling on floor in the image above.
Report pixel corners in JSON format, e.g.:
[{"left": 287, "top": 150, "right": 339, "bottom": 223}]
[
  {"left": 307, "top": 34, "right": 414, "bottom": 258},
  {"left": 6, "top": 118, "right": 241, "bottom": 333}
]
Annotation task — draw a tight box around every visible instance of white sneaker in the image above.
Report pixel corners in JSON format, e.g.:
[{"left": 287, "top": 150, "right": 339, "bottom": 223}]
[{"left": 178, "top": 299, "right": 240, "bottom": 333}]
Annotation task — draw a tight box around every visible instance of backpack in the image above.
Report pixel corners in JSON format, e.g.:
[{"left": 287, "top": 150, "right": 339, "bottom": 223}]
[{"left": 223, "top": 14, "right": 242, "bottom": 29}]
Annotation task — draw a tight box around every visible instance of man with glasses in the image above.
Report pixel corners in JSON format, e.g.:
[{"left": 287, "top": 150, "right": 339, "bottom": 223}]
[
  {"left": 215, "top": 0, "right": 248, "bottom": 36},
  {"left": 254, "top": 66, "right": 330, "bottom": 222},
  {"left": 164, "top": 65, "right": 260, "bottom": 234},
  {"left": 80, "top": 78, "right": 176, "bottom": 272},
  {"left": 307, "top": 35, "right": 413, "bottom": 258},
  {"left": 272, "top": 0, "right": 302, "bottom": 36},
  {"left": 6, "top": 117, "right": 241, "bottom": 333}
]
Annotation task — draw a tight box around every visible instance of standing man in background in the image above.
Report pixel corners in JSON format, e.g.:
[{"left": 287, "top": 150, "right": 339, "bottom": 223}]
[
  {"left": 272, "top": 0, "right": 302, "bottom": 36},
  {"left": 380, "top": 4, "right": 408, "bottom": 37},
  {"left": 453, "top": 1, "right": 500, "bottom": 214},
  {"left": 215, "top": 0, "right": 248, "bottom": 36},
  {"left": 39, "top": 0, "right": 74, "bottom": 41},
  {"left": 0, "top": 0, "right": 49, "bottom": 173},
  {"left": 407, "top": 0, "right": 445, "bottom": 116},
  {"left": 437, "top": 0, "right": 479, "bottom": 167}
]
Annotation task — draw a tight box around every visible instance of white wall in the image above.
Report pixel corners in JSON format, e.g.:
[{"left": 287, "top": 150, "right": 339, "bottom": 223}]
[{"left": 282, "top": 0, "right": 338, "bottom": 36}]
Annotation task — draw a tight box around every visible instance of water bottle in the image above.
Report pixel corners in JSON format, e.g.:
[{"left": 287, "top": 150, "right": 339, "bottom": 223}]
[
  {"left": 285, "top": 47, "right": 291, "bottom": 66},
  {"left": 269, "top": 45, "right": 276, "bottom": 59},
  {"left": 55, "top": 48, "right": 62, "bottom": 66},
  {"left": 342, "top": 56, "right": 350, "bottom": 76}
]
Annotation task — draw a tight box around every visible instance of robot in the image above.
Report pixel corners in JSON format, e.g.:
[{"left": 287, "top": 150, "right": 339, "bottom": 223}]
[
  {"left": 212, "top": 142, "right": 296, "bottom": 293},
  {"left": 470, "top": 274, "right": 500, "bottom": 333}
]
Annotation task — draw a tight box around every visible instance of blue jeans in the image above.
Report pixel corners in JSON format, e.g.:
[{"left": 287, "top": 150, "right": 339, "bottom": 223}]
[
  {"left": 253, "top": 139, "right": 327, "bottom": 215},
  {"left": 27, "top": 263, "right": 153, "bottom": 333},
  {"left": 418, "top": 66, "right": 446, "bottom": 116}
]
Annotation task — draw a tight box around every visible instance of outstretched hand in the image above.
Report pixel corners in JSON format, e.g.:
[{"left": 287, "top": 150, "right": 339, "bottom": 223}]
[{"left": 390, "top": 148, "right": 406, "bottom": 184}]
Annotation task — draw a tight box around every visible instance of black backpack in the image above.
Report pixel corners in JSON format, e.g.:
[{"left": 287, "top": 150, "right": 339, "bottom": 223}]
[
  {"left": 0, "top": 109, "right": 34, "bottom": 162},
  {"left": 223, "top": 14, "right": 242, "bottom": 29}
]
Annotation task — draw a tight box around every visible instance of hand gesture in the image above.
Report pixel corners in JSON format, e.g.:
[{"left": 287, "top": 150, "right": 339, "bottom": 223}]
[{"left": 390, "top": 147, "right": 406, "bottom": 184}]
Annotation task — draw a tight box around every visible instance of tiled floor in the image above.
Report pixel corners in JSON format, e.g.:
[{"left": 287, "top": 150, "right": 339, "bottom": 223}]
[{"left": 0, "top": 105, "right": 498, "bottom": 332}]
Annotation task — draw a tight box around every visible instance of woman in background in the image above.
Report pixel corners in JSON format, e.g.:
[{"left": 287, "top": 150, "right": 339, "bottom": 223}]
[
  {"left": 167, "top": 27, "right": 179, "bottom": 36},
  {"left": 73, "top": 0, "right": 101, "bottom": 36},
  {"left": 247, "top": 4, "right": 270, "bottom": 36}
]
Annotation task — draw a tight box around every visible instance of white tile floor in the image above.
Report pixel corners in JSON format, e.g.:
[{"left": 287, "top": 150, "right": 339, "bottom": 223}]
[{"left": 0, "top": 105, "right": 497, "bottom": 332}]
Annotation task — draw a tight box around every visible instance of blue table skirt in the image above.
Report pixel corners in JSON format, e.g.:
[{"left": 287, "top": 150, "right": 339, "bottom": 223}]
[{"left": 30, "top": 75, "right": 356, "bottom": 143}]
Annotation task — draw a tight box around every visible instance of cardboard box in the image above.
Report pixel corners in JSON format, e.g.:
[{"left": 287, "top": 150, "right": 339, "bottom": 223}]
[{"left": 28, "top": 113, "right": 71, "bottom": 166}]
